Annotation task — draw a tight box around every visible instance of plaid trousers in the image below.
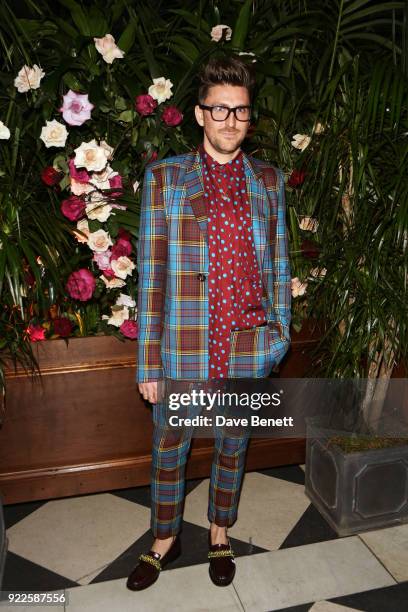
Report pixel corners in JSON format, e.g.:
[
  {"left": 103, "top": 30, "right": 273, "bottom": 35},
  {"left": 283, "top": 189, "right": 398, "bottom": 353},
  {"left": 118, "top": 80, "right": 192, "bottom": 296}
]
[{"left": 150, "top": 391, "right": 251, "bottom": 539}]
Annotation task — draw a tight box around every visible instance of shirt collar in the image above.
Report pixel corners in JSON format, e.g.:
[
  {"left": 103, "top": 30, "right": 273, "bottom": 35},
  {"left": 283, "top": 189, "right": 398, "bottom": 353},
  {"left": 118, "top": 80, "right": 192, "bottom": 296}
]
[{"left": 198, "top": 142, "right": 243, "bottom": 174}]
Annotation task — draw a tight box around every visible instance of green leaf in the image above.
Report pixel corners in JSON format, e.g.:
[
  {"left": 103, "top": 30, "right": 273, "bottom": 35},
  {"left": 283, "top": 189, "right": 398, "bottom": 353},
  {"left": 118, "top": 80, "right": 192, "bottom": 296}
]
[
  {"left": 231, "top": 0, "right": 253, "bottom": 50},
  {"left": 117, "top": 20, "right": 137, "bottom": 53}
]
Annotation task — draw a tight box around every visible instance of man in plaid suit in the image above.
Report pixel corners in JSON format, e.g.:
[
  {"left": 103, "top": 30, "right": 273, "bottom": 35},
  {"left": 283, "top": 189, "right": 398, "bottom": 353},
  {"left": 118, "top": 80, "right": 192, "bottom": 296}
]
[{"left": 127, "top": 55, "right": 291, "bottom": 591}]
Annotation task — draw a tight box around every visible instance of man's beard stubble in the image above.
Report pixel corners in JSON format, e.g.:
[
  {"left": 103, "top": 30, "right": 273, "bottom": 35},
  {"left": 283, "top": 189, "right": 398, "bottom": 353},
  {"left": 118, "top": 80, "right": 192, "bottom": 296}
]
[{"left": 206, "top": 128, "right": 246, "bottom": 155}]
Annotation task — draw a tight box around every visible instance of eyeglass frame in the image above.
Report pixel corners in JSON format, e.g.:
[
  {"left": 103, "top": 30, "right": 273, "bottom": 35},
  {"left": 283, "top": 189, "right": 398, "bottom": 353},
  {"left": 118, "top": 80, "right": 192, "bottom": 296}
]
[{"left": 198, "top": 104, "right": 252, "bottom": 122}]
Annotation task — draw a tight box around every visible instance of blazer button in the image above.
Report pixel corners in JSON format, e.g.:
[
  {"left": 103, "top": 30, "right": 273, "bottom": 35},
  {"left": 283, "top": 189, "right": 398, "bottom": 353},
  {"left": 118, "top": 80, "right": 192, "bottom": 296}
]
[{"left": 197, "top": 273, "right": 206, "bottom": 282}]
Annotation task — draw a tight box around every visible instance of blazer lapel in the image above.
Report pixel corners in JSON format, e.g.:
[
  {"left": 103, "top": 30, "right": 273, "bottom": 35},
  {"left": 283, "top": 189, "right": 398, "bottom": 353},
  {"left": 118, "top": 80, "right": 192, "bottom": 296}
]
[
  {"left": 242, "top": 152, "right": 268, "bottom": 270},
  {"left": 185, "top": 149, "right": 208, "bottom": 242}
]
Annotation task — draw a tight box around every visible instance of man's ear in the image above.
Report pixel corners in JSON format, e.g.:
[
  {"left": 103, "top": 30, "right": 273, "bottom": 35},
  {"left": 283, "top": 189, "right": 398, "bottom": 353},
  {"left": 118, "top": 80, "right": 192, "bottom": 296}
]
[{"left": 194, "top": 104, "right": 204, "bottom": 127}]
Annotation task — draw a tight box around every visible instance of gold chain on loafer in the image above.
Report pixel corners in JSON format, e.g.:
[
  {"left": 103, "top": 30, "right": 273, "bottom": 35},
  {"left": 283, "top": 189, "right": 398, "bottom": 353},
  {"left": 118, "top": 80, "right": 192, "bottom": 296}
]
[
  {"left": 208, "top": 548, "right": 234, "bottom": 559},
  {"left": 138, "top": 553, "right": 162, "bottom": 571}
]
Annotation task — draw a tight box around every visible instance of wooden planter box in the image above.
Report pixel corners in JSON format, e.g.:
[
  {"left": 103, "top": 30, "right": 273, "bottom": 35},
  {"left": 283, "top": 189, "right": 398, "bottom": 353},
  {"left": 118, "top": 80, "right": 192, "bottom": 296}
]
[{"left": 0, "top": 327, "right": 317, "bottom": 504}]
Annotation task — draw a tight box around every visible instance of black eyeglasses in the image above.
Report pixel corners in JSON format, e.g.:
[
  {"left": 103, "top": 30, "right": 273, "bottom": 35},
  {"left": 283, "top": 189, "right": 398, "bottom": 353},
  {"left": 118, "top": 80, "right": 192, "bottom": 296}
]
[{"left": 199, "top": 104, "right": 251, "bottom": 122}]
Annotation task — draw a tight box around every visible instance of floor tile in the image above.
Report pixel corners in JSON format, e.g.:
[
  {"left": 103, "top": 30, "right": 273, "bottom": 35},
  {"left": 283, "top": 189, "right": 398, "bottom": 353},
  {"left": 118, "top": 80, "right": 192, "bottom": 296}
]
[
  {"left": 328, "top": 580, "right": 408, "bottom": 611},
  {"left": 6, "top": 493, "right": 150, "bottom": 585},
  {"left": 1, "top": 550, "right": 77, "bottom": 592},
  {"left": 280, "top": 503, "right": 338, "bottom": 550},
  {"left": 358, "top": 523, "right": 408, "bottom": 582},
  {"left": 232, "top": 536, "right": 395, "bottom": 611},
  {"left": 66, "top": 564, "right": 244, "bottom": 612},
  {"left": 256, "top": 465, "right": 306, "bottom": 485},
  {"left": 309, "top": 602, "right": 362, "bottom": 611},
  {"left": 183, "top": 472, "right": 310, "bottom": 551}
]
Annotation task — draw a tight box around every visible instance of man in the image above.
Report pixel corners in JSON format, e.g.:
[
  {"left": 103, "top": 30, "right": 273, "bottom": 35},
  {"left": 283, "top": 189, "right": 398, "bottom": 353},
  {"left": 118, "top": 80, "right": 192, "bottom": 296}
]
[{"left": 127, "top": 55, "right": 291, "bottom": 591}]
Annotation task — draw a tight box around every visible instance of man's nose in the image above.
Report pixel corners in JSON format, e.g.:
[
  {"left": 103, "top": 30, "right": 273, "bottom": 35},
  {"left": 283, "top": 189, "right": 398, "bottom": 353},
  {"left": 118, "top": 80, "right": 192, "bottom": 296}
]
[{"left": 225, "top": 110, "right": 237, "bottom": 128}]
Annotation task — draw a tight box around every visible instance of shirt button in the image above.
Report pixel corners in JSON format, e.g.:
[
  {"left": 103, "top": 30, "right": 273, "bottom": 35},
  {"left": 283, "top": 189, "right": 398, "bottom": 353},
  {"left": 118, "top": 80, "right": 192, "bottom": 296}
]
[{"left": 197, "top": 273, "right": 206, "bottom": 282}]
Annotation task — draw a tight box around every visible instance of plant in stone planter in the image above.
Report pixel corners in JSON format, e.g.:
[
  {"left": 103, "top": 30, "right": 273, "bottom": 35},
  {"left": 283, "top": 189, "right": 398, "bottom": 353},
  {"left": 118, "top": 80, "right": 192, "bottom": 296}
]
[{"left": 298, "top": 2, "right": 408, "bottom": 533}]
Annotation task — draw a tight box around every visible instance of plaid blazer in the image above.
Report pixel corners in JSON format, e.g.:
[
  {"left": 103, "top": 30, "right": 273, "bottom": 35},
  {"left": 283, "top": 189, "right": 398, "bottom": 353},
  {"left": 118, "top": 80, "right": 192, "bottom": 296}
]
[{"left": 136, "top": 147, "right": 291, "bottom": 382}]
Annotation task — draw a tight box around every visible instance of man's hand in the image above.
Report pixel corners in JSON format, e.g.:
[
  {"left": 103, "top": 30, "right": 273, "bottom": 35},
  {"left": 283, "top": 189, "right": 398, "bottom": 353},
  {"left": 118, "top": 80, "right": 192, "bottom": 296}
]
[{"left": 138, "top": 381, "right": 160, "bottom": 404}]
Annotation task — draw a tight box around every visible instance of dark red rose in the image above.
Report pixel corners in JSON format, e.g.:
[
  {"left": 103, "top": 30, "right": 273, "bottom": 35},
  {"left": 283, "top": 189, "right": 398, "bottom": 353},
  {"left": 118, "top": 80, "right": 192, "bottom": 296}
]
[
  {"left": 135, "top": 94, "right": 158, "bottom": 116},
  {"left": 102, "top": 267, "right": 116, "bottom": 278},
  {"left": 111, "top": 238, "right": 132, "bottom": 260},
  {"left": 118, "top": 228, "right": 131, "bottom": 241},
  {"left": 61, "top": 195, "right": 86, "bottom": 221},
  {"left": 288, "top": 169, "right": 306, "bottom": 188},
  {"left": 53, "top": 317, "right": 73, "bottom": 337},
  {"left": 41, "top": 166, "right": 62, "bottom": 186},
  {"left": 161, "top": 105, "right": 183, "bottom": 127},
  {"left": 108, "top": 173, "right": 123, "bottom": 197},
  {"left": 301, "top": 239, "right": 320, "bottom": 259},
  {"left": 68, "top": 158, "right": 90, "bottom": 182}
]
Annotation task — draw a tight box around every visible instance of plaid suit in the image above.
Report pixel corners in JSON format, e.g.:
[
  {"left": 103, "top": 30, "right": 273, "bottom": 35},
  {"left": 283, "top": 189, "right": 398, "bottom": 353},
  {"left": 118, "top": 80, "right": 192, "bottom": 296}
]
[
  {"left": 136, "top": 147, "right": 291, "bottom": 383},
  {"left": 136, "top": 147, "right": 291, "bottom": 538}
]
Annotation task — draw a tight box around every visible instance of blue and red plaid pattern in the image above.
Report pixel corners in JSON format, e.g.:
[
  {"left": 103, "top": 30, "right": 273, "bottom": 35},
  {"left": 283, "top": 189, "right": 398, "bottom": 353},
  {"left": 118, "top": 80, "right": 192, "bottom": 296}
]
[{"left": 136, "top": 148, "right": 291, "bottom": 382}]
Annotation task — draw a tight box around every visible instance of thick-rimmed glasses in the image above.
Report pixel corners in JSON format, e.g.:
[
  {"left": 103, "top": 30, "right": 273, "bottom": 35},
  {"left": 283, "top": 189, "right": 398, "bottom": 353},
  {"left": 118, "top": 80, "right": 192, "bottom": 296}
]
[{"left": 199, "top": 104, "right": 251, "bottom": 122}]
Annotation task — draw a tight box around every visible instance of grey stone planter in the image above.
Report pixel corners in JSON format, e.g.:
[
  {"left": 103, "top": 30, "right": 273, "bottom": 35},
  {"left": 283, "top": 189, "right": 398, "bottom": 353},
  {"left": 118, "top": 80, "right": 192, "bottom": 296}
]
[
  {"left": 0, "top": 495, "right": 6, "bottom": 589},
  {"left": 305, "top": 415, "right": 408, "bottom": 536}
]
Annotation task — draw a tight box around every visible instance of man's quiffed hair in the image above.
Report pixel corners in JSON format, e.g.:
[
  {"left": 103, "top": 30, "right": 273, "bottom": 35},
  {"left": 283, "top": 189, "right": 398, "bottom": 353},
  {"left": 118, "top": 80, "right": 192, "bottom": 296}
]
[{"left": 198, "top": 55, "right": 256, "bottom": 104}]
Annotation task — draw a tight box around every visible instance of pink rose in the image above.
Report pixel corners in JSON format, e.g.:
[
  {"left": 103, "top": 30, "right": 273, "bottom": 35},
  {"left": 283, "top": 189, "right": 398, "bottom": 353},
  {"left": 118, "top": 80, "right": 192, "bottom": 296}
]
[
  {"left": 61, "top": 195, "right": 86, "bottom": 221},
  {"left": 135, "top": 94, "right": 158, "bottom": 116},
  {"left": 93, "top": 249, "right": 112, "bottom": 271},
  {"left": 27, "top": 324, "right": 46, "bottom": 342},
  {"left": 162, "top": 106, "right": 183, "bottom": 127},
  {"left": 66, "top": 268, "right": 96, "bottom": 301},
  {"left": 68, "top": 158, "right": 90, "bottom": 183},
  {"left": 59, "top": 90, "right": 94, "bottom": 126},
  {"left": 120, "top": 319, "right": 138, "bottom": 339},
  {"left": 111, "top": 237, "right": 132, "bottom": 260}
]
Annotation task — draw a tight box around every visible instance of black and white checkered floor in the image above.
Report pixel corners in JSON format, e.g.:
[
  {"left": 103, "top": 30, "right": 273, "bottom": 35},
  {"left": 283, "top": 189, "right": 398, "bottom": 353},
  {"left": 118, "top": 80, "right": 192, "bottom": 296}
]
[{"left": 2, "top": 464, "right": 408, "bottom": 611}]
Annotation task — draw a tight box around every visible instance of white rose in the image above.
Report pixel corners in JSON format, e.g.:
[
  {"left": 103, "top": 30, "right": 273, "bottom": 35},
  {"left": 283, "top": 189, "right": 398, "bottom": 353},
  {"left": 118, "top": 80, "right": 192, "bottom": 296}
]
[
  {"left": 40, "top": 119, "right": 68, "bottom": 148},
  {"left": 132, "top": 180, "right": 140, "bottom": 194},
  {"left": 89, "top": 165, "right": 118, "bottom": 190},
  {"left": 291, "top": 134, "right": 311, "bottom": 151},
  {"left": 0, "top": 121, "right": 10, "bottom": 139},
  {"left": 74, "top": 139, "right": 109, "bottom": 172},
  {"left": 70, "top": 178, "right": 93, "bottom": 196},
  {"left": 85, "top": 194, "right": 113, "bottom": 222},
  {"left": 99, "top": 140, "right": 114, "bottom": 160},
  {"left": 299, "top": 216, "right": 319, "bottom": 232},
  {"left": 111, "top": 256, "right": 135, "bottom": 279},
  {"left": 102, "top": 305, "right": 129, "bottom": 327},
  {"left": 148, "top": 77, "right": 173, "bottom": 104},
  {"left": 116, "top": 293, "right": 136, "bottom": 308},
  {"left": 211, "top": 25, "right": 232, "bottom": 42},
  {"left": 291, "top": 277, "right": 308, "bottom": 297},
  {"left": 14, "top": 64, "right": 45, "bottom": 92},
  {"left": 74, "top": 219, "right": 90, "bottom": 243},
  {"left": 100, "top": 275, "right": 126, "bottom": 289},
  {"left": 94, "top": 34, "right": 125, "bottom": 64},
  {"left": 87, "top": 229, "right": 113, "bottom": 252}
]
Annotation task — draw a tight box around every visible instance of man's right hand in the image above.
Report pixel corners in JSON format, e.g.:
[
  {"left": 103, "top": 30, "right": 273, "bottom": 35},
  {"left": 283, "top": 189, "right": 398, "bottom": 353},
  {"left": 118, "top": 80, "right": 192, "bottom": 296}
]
[{"left": 138, "top": 381, "right": 159, "bottom": 404}]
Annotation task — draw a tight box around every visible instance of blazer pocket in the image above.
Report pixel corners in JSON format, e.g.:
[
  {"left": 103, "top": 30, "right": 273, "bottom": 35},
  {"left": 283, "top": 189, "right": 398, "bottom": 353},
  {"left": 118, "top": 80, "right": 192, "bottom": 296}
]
[{"left": 228, "top": 325, "right": 273, "bottom": 378}]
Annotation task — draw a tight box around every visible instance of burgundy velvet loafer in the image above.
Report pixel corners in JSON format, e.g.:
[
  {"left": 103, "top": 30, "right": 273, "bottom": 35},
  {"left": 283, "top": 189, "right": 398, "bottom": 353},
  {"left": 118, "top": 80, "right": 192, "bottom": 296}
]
[
  {"left": 208, "top": 530, "right": 236, "bottom": 586},
  {"left": 126, "top": 535, "right": 181, "bottom": 591}
]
